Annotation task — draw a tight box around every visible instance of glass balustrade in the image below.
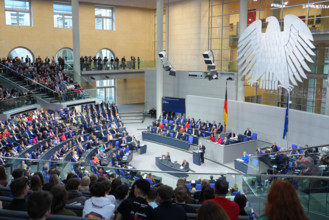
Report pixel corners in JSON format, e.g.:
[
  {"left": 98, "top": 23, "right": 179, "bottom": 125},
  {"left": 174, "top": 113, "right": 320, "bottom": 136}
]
[{"left": 1, "top": 152, "right": 329, "bottom": 219}]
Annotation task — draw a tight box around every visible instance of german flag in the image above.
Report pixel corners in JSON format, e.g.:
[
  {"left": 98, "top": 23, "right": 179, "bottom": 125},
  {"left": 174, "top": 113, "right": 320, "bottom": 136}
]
[{"left": 223, "top": 83, "right": 228, "bottom": 127}]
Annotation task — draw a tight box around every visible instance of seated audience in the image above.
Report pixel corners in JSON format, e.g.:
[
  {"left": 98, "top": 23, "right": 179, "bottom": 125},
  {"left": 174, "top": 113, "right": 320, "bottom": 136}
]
[
  {"left": 50, "top": 184, "right": 77, "bottom": 216},
  {"left": 154, "top": 185, "right": 187, "bottom": 219},
  {"left": 147, "top": 187, "right": 158, "bottom": 209},
  {"left": 4, "top": 177, "right": 29, "bottom": 211},
  {"left": 174, "top": 186, "right": 196, "bottom": 213},
  {"left": 205, "top": 179, "right": 239, "bottom": 220},
  {"left": 66, "top": 177, "right": 86, "bottom": 205},
  {"left": 234, "top": 194, "right": 248, "bottom": 216},
  {"left": 27, "top": 191, "right": 53, "bottom": 220},
  {"left": 208, "top": 133, "right": 215, "bottom": 142},
  {"left": 116, "top": 179, "right": 153, "bottom": 220},
  {"left": 216, "top": 134, "right": 223, "bottom": 144},
  {"left": 198, "top": 201, "right": 229, "bottom": 220},
  {"left": 83, "top": 181, "right": 115, "bottom": 220},
  {"left": 260, "top": 180, "right": 308, "bottom": 220},
  {"left": 244, "top": 128, "right": 252, "bottom": 137}
]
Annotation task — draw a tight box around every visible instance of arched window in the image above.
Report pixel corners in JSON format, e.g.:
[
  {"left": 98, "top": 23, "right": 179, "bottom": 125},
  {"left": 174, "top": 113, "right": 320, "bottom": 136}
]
[
  {"left": 96, "top": 48, "right": 115, "bottom": 60},
  {"left": 55, "top": 48, "right": 73, "bottom": 63},
  {"left": 8, "top": 47, "right": 34, "bottom": 61}
]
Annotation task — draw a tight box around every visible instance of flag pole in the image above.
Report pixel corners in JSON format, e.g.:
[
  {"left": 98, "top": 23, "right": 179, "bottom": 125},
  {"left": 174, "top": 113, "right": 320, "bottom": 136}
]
[
  {"left": 286, "top": 91, "right": 290, "bottom": 150},
  {"left": 223, "top": 81, "right": 228, "bottom": 133}
]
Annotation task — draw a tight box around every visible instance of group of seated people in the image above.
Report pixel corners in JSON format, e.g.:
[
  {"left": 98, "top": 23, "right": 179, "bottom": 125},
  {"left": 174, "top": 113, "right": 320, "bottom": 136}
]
[
  {"left": 1, "top": 56, "right": 85, "bottom": 100},
  {"left": 251, "top": 141, "right": 329, "bottom": 176},
  {"left": 0, "top": 83, "right": 33, "bottom": 102},
  {"left": 0, "top": 166, "right": 308, "bottom": 220}
]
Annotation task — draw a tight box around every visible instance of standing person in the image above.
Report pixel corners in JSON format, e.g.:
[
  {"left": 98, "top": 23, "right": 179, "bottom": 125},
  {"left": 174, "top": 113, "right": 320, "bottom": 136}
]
[
  {"left": 205, "top": 179, "right": 239, "bottom": 220},
  {"left": 116, "top": 179, "right": 153, "bottom": 220},
  {"left": 115, "top": 57, "right": 119, "bottom": 70},
  {"left": 199, "top": 142, "right": 206, "bottom": 164},
  {"left": 110, "top": 57, "right": 114, "bottom": 69},
  {"left": 103, "top": 56, "right": 108, "bottom": 69},
  {"left": 132, "top": 56, "right": 136, "bottom": 69},
  {"left": 259, "top": 180, "right": 309, "bottom": 220},
  {"left": 137, "top": 57, "right": 141, "bottom": 69},
  {"left": 121, "top": 56, "right": 126, "bottom": 69}
]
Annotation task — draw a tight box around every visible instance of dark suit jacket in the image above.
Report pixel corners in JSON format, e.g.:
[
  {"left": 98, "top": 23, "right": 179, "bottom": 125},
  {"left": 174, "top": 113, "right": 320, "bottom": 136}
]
[
  {"left": 182, "top": 161, "right": 189, "bottom": 169},
  {"left": 244, "top": 130, "right": 252, "bottom": 136},
  {"left": 199, "top": 145, "right": 205, "bottom": 153}
]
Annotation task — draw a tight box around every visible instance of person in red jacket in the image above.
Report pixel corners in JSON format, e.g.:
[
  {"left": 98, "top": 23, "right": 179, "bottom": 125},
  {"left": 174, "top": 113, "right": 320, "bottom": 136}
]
[
  {"left": 208, "top": 133, "right": 215, "bottom": 142},
  {"left": 60, "top": 133, "right": 66, "bottom": 141},
  {"left": 204, "top": 179, "right": 239, "bottom": 220}
]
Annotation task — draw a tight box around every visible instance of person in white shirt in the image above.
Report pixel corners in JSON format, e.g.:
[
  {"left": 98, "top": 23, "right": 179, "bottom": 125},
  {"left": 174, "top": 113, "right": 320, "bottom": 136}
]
[{"left": 83, "top": 182, "right": 115, "bottom": 220}]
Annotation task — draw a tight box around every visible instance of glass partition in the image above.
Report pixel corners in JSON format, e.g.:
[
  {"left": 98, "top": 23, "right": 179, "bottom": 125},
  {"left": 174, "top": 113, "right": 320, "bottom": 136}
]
[
  {"left": 0, "top": 95, "right": 37, "bottom": 113},
  {"left": 2, "top": 156, "right": 329, "bottom": 219}
]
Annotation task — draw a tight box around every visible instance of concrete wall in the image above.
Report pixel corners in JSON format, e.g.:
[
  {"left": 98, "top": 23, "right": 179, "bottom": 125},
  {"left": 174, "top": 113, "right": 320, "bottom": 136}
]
[
  {"left": 144, "top": 69, "right": 236, "bottom": 111},
  {"left": 186, "top": 95, "right": 329, "bottom": 148}
]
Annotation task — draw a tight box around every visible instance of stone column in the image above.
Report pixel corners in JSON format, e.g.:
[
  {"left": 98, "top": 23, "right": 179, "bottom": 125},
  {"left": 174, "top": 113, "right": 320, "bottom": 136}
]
[
  {"left": 72, "top": 0, "right": 81, "bottom": 74},
  {"left": 237, "top": 0, "right": 248, "bottom": 101},
  {"left": 156, "top": 0, "right": 164, "bottom": 118}
]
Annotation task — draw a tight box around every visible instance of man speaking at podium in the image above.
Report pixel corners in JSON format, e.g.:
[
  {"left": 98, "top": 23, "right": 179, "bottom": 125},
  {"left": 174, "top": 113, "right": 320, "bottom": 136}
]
[{"left": 198, "top": 142, "right": 206, "bottom": 164}]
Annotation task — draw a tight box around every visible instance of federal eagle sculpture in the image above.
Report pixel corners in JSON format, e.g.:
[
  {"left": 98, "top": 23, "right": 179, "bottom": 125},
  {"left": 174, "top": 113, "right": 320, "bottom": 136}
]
[{"left": 238, "top": 15, "right": 315, "bottom": 91}]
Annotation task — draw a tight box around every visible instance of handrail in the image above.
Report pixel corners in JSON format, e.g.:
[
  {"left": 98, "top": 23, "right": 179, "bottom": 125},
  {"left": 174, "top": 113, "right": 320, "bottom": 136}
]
[
  {"left": 0, "top": 63, "right": 58, "bottom": 94},
  {"left": 3, "top": 155, "right": 329, "bottom": 179}
]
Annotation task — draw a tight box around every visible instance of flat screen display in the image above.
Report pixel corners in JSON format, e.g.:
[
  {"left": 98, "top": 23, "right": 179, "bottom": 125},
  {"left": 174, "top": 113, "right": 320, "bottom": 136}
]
[{"left": 162, "top": 97, "right": 185, "bottom": 114}]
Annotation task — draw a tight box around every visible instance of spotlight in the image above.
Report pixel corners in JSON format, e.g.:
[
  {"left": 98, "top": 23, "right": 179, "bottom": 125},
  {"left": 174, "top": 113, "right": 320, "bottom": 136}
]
[
  {"left": 158, "top": 50, "right": 176, "bottom": 77},
  {"left": 105, "top": 76, "right": 110, "bottom": 79},
  {"left": 205, "top": 70, "right": 218, "bottom": 81},
  {"left": 158, "top": 51, "right": 166, "bottom": 58},
  {"left": 203, "top": 50, "right": 214, "bottom": 65},
  {"left": 202, "top": 50, "right": 218, "bottom": 81},
  {"left": 169, "top": 68, "right": 176, "bottom": 76},
  {"left": 90, "top": 76, "right": 95, "bottom": 80}
]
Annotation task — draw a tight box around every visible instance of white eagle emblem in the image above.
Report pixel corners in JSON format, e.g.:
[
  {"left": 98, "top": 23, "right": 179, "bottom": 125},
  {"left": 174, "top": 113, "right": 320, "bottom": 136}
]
[{"left": 238, "top": 15, "right": 315, "bottom": 91}]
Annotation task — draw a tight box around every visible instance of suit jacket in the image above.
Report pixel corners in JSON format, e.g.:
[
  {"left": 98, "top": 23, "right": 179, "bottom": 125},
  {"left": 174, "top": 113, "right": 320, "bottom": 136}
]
[
  {"left": 182, "top": 161, "right": 189, "bottom": 169},
  {"left": 217, "top": 125, "right": 223, "bottom": 133},
  {"left": 199, "top": 145, "right": 205, "bottom": 153},
  {"left": 244, "top": 130, "right": 252, "bottom": 136}
]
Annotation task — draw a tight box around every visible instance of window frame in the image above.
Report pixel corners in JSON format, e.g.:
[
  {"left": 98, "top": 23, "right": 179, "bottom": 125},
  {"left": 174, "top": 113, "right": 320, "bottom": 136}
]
[
  {"left": 4, "top": 0, "right": 32, "bottom": 26},
  {"left": 53, "top": 2, "right": 72, "bottom": 28},
  {"left": 95, "top": 6, "right": 115, "bottom": 31}
]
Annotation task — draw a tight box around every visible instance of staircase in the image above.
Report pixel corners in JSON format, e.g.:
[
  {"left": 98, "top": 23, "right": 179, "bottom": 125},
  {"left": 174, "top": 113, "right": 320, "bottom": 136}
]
[
  {"left": 2, "top": 74, "right": 91, "bottom": 104},
  {"left": 120, "top": 112, "right": 144, "bottom": 124}
]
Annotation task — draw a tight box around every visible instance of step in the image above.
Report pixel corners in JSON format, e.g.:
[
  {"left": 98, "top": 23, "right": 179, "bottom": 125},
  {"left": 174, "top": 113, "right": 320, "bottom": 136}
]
[
  {"left": 123, "top": 120, "right": 144, "bottom": 124},
  {"left": 119, "top": 111, "right": 144, "bottom": 115}
]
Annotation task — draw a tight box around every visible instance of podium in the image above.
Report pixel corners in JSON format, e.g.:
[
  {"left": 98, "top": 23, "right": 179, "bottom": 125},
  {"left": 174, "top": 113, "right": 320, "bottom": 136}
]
[
  {"left": 193, "top": 151, "right": 201, "bottom": 166},
  {"left": 139, "top": 145, "right": 147, "bottom": 154}
]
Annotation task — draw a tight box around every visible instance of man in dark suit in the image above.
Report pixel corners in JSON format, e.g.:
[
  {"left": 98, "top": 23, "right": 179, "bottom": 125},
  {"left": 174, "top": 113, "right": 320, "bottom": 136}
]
[
  {"left": 227, "top": 131, "right": 236, "bottom": 139},
  {"left": 198, "top": 142, "right": 206, "bottom": 164},
  {"left": 271, "top": 142, "right": 279, "bottom": 153},
  {"left": 244, "top": 128, "right": 252, "bottom": 137},
  {"left": 217, "top": 123, "right": 223, "bottom": 134}
]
